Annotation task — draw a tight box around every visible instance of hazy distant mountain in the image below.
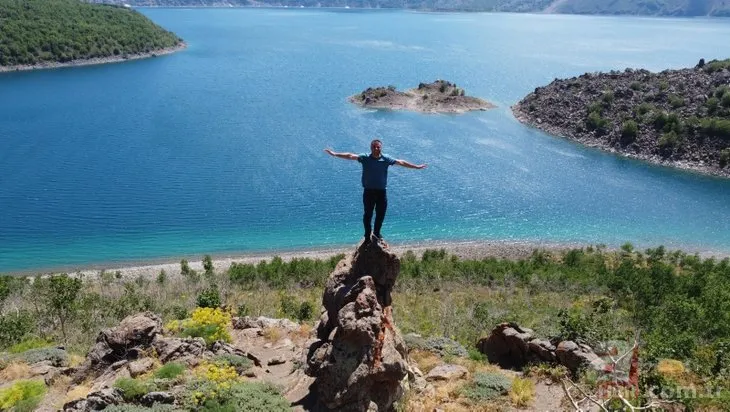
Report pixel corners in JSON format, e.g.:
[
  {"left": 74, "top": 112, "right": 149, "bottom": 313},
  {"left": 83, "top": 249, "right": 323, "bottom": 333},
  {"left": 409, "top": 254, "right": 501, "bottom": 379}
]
[{"left": 89, "top": 0, "right": 730, "bottom": 16}]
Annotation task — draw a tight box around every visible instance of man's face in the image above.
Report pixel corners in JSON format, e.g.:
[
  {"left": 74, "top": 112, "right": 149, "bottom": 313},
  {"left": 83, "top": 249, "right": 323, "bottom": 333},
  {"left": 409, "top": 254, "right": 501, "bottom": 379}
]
[{"left": 371, "top": 141, "right": 382, "bottom": 157}]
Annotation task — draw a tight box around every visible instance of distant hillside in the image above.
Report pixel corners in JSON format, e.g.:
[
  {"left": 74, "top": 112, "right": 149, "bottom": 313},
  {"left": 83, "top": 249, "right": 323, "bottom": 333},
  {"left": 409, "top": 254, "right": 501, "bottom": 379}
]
[
  {"left": 90, "top": 0, "right": 730, "bottom": 16},
  {"left": 0, "top": 0, "right": 183, "bottom": 68}
]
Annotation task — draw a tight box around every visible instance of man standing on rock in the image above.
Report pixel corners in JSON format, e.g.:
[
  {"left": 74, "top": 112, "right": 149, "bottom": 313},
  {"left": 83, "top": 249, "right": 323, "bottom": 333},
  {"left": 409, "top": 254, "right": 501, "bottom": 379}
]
[{"left": 324, "top": 139, "right": 427, "bottom": 244}]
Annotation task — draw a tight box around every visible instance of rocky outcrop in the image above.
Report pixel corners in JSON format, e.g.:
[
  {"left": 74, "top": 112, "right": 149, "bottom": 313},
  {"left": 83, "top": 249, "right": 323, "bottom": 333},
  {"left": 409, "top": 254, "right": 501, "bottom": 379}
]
[
  {"left": 477, "top": 322, "right": 606, "bottom": 373},
  {"left": 73, "top": 312, "right": 162, "bottom": 383},
  {"left": 350, "top": 80, "right": 496, "bottom": 114},
  {"left": 425, "top": 364, "right": 469, "bottom": 382},
  {"left": 306, "top": 238, "right": 409, "bottom": 411},
  {"left": 233, "top": 315, "right": 300, "bottom": 332},
  {"left": 513, "top": 60, "right": 730, "bottom": 178},
  {"left": 63, "top": 388, "right": 123, "bottom": 412},
  {"left": 152, "top": 335, "right": 206, "bottom": 364}
]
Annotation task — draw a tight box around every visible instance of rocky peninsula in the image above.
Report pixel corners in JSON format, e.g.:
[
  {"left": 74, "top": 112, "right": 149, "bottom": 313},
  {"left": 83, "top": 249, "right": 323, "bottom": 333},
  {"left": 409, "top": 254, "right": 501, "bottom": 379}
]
[
  {"left": 350, "top": 80, "right": 495, "bottom": 114},
  {"left": 513, "top": 58, "right": 730, "bottom": 178}
]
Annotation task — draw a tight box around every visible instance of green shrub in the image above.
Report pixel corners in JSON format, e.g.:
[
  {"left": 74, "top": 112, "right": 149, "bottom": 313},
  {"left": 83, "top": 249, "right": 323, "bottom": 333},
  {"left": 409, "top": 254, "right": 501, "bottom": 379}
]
[
  {"left": 659, "top": 80, "right": 669, "bottom": 91},
  {"left": 196, "top": 285, "right": 221, "bottom": 309},
  {"left": 0, "top": 310, "right": 35, "bottom": 349},
  {"left": 214, "top": 354, "right": 252, "bottom": 374},
  {"left": 722, "top": 92, "right": 730, "bottom": 108},
  {"left": 196, "top": 381, "right": 289, "bottom": 412},
  {"left": 237, "top": 304, "right": 250, "bottom": 317},
  {"left": 621, "top": 120, "right": 638, "bottom": 144},
  {"left": 601, "top": 90, "right": 614, "bottom": 105},
  {"left": 153, "top": 362, "right": 186, "bottom": 380},
  {"left": 18, "top": 347, "right": 68, "bottom": 367},
  {"left": 715, "top": 85, "right": 730, "bottom": 99},
  {"left": 181, "top": 259, "right": 198, "bottom": 282},
  {"left": 588, "top": 101, "right": 603, "bottom": 114},
  {"left": 635, "top": 102, "right": 653, "bottom": 116},
  {"left": 720, "top": 149, "right": 730, "bottom": 168},
  {"left": 704, "top": 59, "right": 730, "bottom": 73},
  {"left": 700, "top": 118, "right": 730, "bottom": 140},
  {"left": 114, "top": 282, "right": 156, "bottom": 319},
  {"left": 114, "top": 377, "right": 155, "bottom": 402},
  {"left": 706, "top": 97, "right": 720, "bottom": 114},
  {"left": 0, "top": 380, "right": 46, "bottom": 412},
  {"left": 586, "top": 111, "right": 608, "bottom": 132},
  {"left": 658, "top": 131, "right": 682, "bottom": 151},
  {"left": 157, "top": 269, "right": 167, "bottom": 285},
  {"left": 7, "top": 338, "right": 53, "bottom": 354},
  {"left": 630, "top": 82, "right": 641, "bottom": 91},
  {"left": 463, "top": 372, "right": 512, "bottom": 401},
  {"left": 669, "top": 95, "right": 685, "bottom": 108},
  {"left": 297, "top": 301, "right": 314, "bottom": 322},
  {"left": 167, "top": 307, "right": 231, "bottom": 345},
  {"left": 169, "top": 305, "right": 188, "bottom": 320},
  {"left": 203, "top": 255, "right": 214, "bottom": 277}
]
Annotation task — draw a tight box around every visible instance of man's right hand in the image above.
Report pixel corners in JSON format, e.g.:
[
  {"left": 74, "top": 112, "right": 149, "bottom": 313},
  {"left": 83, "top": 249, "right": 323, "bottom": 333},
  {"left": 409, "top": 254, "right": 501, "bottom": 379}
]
[{"left": 324, "top": 148, "right": 335, "bottom": 156}]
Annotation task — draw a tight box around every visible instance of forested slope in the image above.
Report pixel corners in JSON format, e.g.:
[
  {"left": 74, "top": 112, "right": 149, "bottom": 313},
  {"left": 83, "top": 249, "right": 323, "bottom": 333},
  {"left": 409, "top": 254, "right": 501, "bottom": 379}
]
[{"left": 0, "top": 0, "right": 182, "bottom": 67}]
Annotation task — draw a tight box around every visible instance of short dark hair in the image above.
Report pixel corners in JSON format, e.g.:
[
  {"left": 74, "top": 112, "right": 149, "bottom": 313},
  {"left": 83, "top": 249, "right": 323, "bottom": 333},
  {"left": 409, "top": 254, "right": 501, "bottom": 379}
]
[{"left": 370, "top": 139, "right": 382, "bottom": 146}]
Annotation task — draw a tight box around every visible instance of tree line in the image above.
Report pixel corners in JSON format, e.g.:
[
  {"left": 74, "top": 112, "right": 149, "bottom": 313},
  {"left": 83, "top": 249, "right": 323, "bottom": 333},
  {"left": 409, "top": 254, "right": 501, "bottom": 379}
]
[{"left": 0, "top": 0, "right": 182, "bottom": 67}]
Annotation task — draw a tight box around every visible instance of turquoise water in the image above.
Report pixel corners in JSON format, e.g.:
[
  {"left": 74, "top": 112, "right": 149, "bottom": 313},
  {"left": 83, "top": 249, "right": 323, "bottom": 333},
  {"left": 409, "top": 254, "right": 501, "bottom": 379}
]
[{"left": 1, "top": 9, "right": 730, "bottom": 273}]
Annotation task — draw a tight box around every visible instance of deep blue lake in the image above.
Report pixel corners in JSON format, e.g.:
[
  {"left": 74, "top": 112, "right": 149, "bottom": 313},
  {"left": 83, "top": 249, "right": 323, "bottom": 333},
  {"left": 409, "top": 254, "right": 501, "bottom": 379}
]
[{"left": 2, "top": 9, "right": 730, "bottom": 273}]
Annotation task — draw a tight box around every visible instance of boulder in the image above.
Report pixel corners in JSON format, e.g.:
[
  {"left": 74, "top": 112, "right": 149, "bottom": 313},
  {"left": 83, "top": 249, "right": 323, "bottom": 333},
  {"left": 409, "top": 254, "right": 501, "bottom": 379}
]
[
  {"left": 425, "top": 364, "right": 469, "bottom": 382},
  {"left": 556, "top": 340, "right": 606, "bottom": 373},
  {"left": 140, "top": 391, "right": 175, "bottom": 407},
  {"left": 127, "top": 357, "right": 155, "bottom": 378},
  {"left": 232, "top": 316, "right": 299, "bottom": 332},
  {"left": 210, "top": 340, "right": 263, "bottom": 367},
  {"left": 73, "top": 312, "right": 162, "bottom": 383},
  {"left": 306, "top": 239, "right": 409, "bottom": 411},
  {"left": 152, "top": 335, "right": 206, "bottom": 364},
  {"left": 63, "top": 388, "right": 123, "bottom": 411},
  {"left": 477, "top": 323, "right": 534, "bottom": 368}
]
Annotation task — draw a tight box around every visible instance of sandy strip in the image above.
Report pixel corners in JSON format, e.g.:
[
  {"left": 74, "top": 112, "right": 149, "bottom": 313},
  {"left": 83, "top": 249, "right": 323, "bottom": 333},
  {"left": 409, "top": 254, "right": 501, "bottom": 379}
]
[
  {"left": 15, "top": 239, "right": 730, "bottom": 280},
  {"left": 32, "top": 240, "right": 581, "bottom": 280}
]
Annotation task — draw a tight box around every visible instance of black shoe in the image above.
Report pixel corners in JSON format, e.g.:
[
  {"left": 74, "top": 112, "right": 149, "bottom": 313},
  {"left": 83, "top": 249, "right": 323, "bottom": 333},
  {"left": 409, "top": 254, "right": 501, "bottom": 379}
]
[
  {"left": 363, "top": 235, "right": 371, "bottom": 245},
  {"left": 373, "top": 233, "right": 383, "bottom": 240}
]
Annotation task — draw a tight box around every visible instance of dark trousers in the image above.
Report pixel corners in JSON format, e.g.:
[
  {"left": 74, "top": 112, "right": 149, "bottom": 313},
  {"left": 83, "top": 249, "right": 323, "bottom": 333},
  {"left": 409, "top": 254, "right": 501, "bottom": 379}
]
[{"left": 363, "top": 189, "right": 387, "bottom": 238}]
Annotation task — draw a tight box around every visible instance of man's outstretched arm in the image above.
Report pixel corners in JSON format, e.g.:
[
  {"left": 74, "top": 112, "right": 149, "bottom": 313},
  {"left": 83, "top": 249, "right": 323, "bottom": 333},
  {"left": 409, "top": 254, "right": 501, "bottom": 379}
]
[
  {"left": 324, "top": 148, "right": 359, "bottom": 160},
  {"left": 395, "top": 159, "right": 427, "bottom": 169}
]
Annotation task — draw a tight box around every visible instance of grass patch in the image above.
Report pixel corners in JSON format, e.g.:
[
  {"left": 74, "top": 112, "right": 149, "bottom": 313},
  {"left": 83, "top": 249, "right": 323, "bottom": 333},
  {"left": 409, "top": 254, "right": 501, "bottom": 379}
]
[
  {"left": 261, "top": 326, "right": 283, "bottom": 343},
  {"left": 0, "top": 379, "right": 46, "bottom": 412},
  {"left": 0, "top": 361, "right": 32, "bottom": 381},
  {"left": 509, "top": 377, "right": 535, "bottom": 407},
  {"left": 153, "top": 361, "right": 186, "bottom": 380},
  {"left": 113, "top": 377, "right": 155, "bottom": 402},
  {"left": 7, "top": 338, "right": 54, "bottom": 354},
  {"left": 409, "top": 349, "right": 442, "bottom": 374}
]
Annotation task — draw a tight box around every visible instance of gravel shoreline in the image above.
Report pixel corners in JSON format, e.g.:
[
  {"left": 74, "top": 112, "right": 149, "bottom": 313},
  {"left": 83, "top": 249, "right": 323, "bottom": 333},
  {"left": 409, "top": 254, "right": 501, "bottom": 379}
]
[
  {"left": 18, "top": 239, "right": 726, "bottom": 280},
  {"left": 0, "top": 42, "right": 187, "bottom": 74},
  {"left": 19, "top": 240, "right": 582, "bottom": 279}
]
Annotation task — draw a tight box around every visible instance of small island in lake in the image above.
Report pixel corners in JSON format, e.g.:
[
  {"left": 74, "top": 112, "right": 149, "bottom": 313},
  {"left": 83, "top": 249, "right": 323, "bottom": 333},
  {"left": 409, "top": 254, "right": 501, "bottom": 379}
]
[
  {"left": 512, "top": 58, "right": 730, "bottom": 178},
  {"left": 349, "top": 80, "right": 496, "bottom": 114}
]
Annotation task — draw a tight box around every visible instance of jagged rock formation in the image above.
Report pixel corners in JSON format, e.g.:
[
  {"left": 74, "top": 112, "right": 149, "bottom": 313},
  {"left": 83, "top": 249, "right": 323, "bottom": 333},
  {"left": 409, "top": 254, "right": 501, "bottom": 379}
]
[
  {"left": 513, "top": 59, "right": 730, "bottom": 178},
  {"left": 306, "top": 238, "right": 409, "bottom": 411},
  {"left": 350, "top": 80, "right": 495, "bottom": 114},
  {"left": 72, "top": 312, "right": 163, "bottom": 383},
  {"left": 477, "top": 322, "right": 606, "bottom": 373},
  {"left": 63, "top": 388, "right": 124, "bottom": 412}
]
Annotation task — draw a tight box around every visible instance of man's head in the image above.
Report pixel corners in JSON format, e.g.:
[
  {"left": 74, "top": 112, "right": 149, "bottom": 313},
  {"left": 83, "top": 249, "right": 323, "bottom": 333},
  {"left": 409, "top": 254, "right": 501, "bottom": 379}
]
[{"left": 370, "top": 139, "right": 382, "bottom": 157}]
